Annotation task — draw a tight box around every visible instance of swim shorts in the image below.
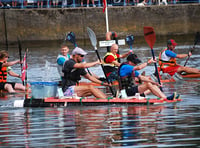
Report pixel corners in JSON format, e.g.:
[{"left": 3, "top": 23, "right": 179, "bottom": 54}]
[
  {"left": 63, "top": 86, "right": 75, "bottom": 96},
  {"left": 162, "top": 65, "right": 181, "bottom": 76}
]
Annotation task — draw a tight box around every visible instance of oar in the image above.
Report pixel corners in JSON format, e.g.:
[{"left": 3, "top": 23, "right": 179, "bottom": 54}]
[
  {"left": 66, "top": 32, "right": 78, "bottom": 47},
  {"left": 126, "top": 34, "right": 134, "bottom": 52},
  {"left": 184, "top": 32, "right": 200, "bottom": 66},
  {"left": 24, "top": 48, "right": 28, "bottom": 100},
  {"left": 17, "top": 37, "right": 24, "bottom": 85},
  {"left": 87, "top": 27, "right": 116, "bottom": 97},
  {"left": 143, "top": 26, "right": 163, "bottom": 91}
]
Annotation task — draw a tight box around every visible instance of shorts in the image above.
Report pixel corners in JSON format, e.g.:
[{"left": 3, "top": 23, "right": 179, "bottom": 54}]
[
  {"left": 107, "top": 71, "right": 118, "bottom": 82},
  {"left": 0, "top": 82, "right": 15, "bottom": 90},
  {"left": 63, "top": 86, "right": 75, "bottom": 96},
  {"left": 126, "top": 86, "right": 138, "bottom": 96},
  {"left": 162, "top": 65, "right": 181, "bottom": 76}
]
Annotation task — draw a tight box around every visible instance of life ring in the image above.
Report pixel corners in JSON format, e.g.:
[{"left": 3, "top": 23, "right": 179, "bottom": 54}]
[{"left": 106, "top": 31, "right": 118, "bottom": 40}]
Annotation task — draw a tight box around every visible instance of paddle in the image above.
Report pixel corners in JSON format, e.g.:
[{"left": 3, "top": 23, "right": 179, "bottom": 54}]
[
  {"left": 143, "top": 26, "right": 163, "bottom": 91},
  {"left": 17, "top": 37, "right": 24, "bottom": 85},
  {"left": 126, "top": 35, "right": 134, "bottom": 52},
  {"left": 66, "top": 32, "right": 78, "bottom": 47},
  {"left": 24, "top": 48, "right": 28, "bottom": 99},
  {"left": 66, "top": 32, "right": 92, "bottom": 75},
  {"left": 184, "top": 32, "right": 200, "bottom": 66},
  {"left": 87, "top": 27, "right": 116, "bottom": 97}
]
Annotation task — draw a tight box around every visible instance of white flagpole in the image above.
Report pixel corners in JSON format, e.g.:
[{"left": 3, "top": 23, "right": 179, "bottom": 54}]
[{"left": 105, "top": 0, "right": 109, "bottom": 32}]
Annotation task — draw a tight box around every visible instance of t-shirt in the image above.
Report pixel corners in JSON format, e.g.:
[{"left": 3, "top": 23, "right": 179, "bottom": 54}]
[
  {"left": 119, "top": 64, "right": 139, "bottom": 77},
  {"left": 62, "top": 59, "right": 87, "bottom": 91},
  {"left": 165, "top": 50, "right": 177, "bottom": 58},
  {"left": 104, "top": 53, "right": 120, "bottom": 63}
]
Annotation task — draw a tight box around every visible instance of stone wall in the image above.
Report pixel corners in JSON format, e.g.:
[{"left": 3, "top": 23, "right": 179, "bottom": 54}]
[{"left": 0, "top": 4, "right": 200, "bottom": 43}]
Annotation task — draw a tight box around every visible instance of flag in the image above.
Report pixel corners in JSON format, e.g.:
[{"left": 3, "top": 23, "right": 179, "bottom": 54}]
[
  {"left": 21, "top": 51, "right": 27, "bottom": 82},
  {"left": 103, "top": 0, "right": 107, "bottom": 13}
]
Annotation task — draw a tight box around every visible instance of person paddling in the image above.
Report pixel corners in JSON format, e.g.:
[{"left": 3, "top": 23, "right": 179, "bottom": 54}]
[
  {"left": 103, "top": 43, "right": 131, "bottom": 82},
  {"left": 62, "top": 47, "right": 110, "bottom": 98},
  {"left": 0, "top": 50, "right": 25, "bottom": 93},
  {"left": 118, "top": 54, "right": 180, "bottom": 100},
  {"left": 159, "top": 39, "right": 200, "bottom": 76}
]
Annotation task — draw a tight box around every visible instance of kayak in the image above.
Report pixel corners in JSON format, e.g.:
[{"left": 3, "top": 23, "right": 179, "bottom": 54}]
[
  {"left": 14, "top": 96, "right": 182, "bottom": 107},
  {"left": 152, "top": 73, "right": 200, "bottom": 83}
]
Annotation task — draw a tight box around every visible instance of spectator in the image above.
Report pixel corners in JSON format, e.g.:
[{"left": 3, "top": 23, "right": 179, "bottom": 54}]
[{"left": 87, "top": 0, "right": 95, "bottom": 7}]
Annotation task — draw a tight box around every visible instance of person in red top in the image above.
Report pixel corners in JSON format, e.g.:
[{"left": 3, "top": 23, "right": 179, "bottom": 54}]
[{"left": 103, "top": 43, "right": 131, "bottom": 82}]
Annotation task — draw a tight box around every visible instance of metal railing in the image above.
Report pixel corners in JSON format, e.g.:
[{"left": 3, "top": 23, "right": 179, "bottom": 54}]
[{"left": 0, "top": 0, "right": 199, "bottom": 9}]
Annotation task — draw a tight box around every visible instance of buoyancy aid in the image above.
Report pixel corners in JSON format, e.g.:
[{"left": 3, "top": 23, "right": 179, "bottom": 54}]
[
  {"left": 57, "top": 54, "right": 70, "bottom": 76},
  {"left": 103, "top": 52, "right": 118, "bottom": 75},
  {"left": 118, "top": 62, "right": 136, "bottom": 90},
  {"left": 0, "top": 63, "right": 7, "bottom": 83},
  {"left": 159, "top": 48, "right": 177, "bottom": 71}
]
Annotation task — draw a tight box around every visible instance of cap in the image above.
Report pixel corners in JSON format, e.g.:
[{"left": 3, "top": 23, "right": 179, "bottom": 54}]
[
  {"left": 167, "top": 39, "right": 177, "bottom": 46},
  {"left": 127, "top": 54, "right": 142, "bottom": 64},
  {"left": 72, "top": 47, "right": 87, "bottom": 55}
]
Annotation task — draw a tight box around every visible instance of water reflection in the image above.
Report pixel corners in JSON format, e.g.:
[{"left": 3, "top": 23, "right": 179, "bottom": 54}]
[{"left": 0, "top": 103, "right": 200, "bottom": 147}]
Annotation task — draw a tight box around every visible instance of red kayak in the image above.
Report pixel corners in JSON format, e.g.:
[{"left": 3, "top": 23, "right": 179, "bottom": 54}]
[{"left": 152, "top": 73, "right": 200, "bottom": 83}]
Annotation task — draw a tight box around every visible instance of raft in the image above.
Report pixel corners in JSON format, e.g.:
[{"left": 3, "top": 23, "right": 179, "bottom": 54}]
[{"left": 13, "top": 96, "right": 182, "bottom": 107}]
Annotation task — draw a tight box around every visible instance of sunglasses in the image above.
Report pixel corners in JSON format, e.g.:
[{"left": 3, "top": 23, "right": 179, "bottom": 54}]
[{"left": 79, "top": 54, "right": 84, "bottom": 57}]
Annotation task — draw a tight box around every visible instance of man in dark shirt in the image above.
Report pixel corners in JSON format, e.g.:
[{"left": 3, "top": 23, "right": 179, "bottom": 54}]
[{"left": 62, "top": 47, "right": 110, "bottom": 99}]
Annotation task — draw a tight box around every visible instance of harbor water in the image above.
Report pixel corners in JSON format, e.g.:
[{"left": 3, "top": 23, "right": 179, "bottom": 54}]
[{"left": 0, "top": 35, "right": 200, "bottom": 147}]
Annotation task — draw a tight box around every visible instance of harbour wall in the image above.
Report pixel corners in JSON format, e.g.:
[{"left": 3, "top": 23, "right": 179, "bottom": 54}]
[{"left": 0, "top": 4, "right": 200, "bottom": 43}]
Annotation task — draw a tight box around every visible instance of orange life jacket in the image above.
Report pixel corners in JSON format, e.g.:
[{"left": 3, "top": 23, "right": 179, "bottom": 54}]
[
  {"left": 159, "top": 48, "right": 177, "bottom": 71},
  {"left": 0, "top": 64, "right": 7, "bottom": 82}
]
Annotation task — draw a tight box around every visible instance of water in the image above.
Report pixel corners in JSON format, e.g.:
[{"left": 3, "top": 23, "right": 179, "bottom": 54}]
[{"left": 0, "top": 37, "right": 200, "bottom": 147}]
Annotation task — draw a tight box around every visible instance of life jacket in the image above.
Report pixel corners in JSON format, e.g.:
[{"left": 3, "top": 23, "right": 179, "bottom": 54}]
[
  {"left": 57, "top": 54, "right": 70, "bottom": 76},
  {"left": 0, "top": 62, "right": 7, "bottom": 82},
  {"left": 118, "top": 62, "right": 136, "bottom": 90},
  {"left": 103, "top": 52, "right": 118, "bottom": 75},
  {"left": 159, "top": 48, "right": 177, "bottom": 71}
]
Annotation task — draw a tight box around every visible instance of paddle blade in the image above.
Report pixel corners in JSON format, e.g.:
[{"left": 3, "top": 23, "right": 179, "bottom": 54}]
[
  {"left": 87, "top": 27, "right": 97, "bottom": 48},
  {"left": 126, "top": 35, "right": 134, "bottom": 48},
  {"left": 143, "top": 26, "right": 156, "bottom": 49},
  {"left": 66, "top": 32, "right": 76, "bottom": 45}
]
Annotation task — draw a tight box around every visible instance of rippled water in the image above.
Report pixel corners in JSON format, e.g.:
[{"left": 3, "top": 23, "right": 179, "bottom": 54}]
[{"left": 0, "top": 37, "right": 200, "bottom": 147}]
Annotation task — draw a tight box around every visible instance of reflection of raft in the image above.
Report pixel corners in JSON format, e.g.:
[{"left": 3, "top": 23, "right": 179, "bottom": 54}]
[{"left": 15, "top": 97, "right": 182, "bottom": 107}]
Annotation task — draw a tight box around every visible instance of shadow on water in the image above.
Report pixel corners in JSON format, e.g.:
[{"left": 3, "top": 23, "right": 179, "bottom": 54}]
[{"left": 0, "top": 34, "right": 199, "bottom": 147}]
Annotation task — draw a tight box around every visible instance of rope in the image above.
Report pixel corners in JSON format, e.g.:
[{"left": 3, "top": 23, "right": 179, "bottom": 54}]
[{"left": 79, "top": 97, "right": 85, "bottom": 105}]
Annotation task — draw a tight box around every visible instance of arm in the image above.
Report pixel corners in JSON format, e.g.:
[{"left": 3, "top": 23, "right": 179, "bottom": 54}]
[
  {"left": 84, "top": 73, "right": 110, "bottom": 86},
  {"left": 2, "top": 60, "right": 21, "bottom": 67},
  {"left": 8, "top": 71, "right": 21, "bottom": 78},
  {"left": 176, "top": 53, "right": 190, "bottom": 59},
  {"left": 138, "top": 75, "right": 162, "bottom": 87},
  {"left": 134, "top": 58, "right": 156, "bottom": 70},
  {"left": 105, "top": 55, "right": 121, "bottom": 67},
  {"left": 120, "top": 51, "right": 132, "bottom": 58},
  {"left": 112, "top": 60, "right": 121, "bottom": 67},
  {"left": 166, "top": 50, "right": 189, "bottom": 59},
  {"left": 73, "top": 60, "right": 100, "bottom": 69}
]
